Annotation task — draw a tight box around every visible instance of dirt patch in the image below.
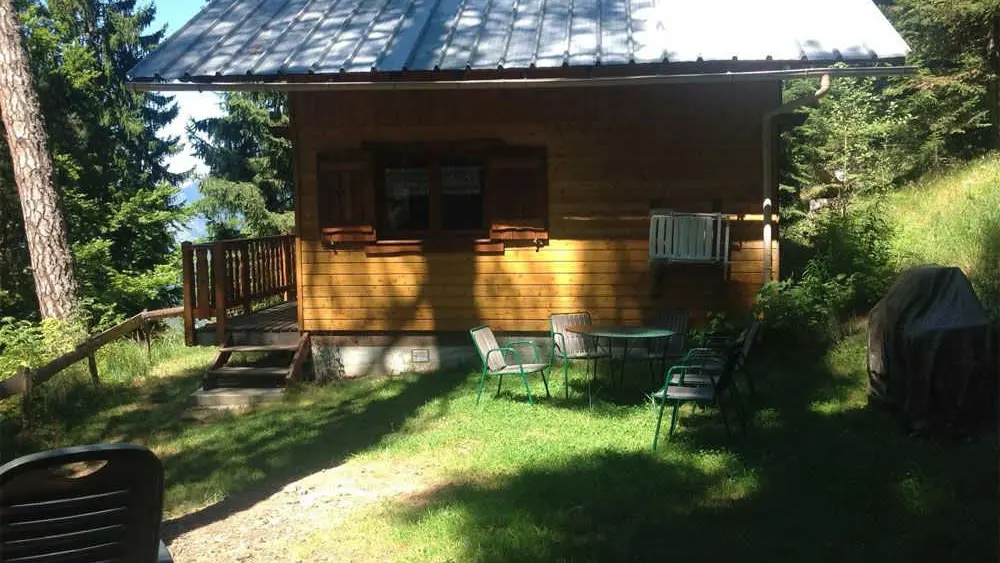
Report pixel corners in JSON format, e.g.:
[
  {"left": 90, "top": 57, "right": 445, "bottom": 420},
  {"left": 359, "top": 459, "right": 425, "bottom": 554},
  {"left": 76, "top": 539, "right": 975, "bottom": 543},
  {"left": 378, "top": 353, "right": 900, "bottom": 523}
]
[{"left": 163, "top": 459, "right": 437, "bottom": 562}]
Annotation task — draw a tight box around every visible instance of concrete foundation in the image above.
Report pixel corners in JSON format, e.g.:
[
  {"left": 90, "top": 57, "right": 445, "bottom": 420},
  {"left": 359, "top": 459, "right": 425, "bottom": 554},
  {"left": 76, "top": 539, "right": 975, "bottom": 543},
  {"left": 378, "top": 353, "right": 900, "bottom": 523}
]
[{"left": 309, "top": 333, "right": 552, "bottom": 379}]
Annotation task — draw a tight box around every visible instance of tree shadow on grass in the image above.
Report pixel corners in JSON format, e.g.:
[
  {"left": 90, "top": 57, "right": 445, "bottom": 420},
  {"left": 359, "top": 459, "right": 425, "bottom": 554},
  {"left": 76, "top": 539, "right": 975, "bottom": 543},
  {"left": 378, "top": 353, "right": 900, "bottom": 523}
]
[
  {"left": 401, "top": 451, "right": 729, "bottom": 562},
  {"left": 1, "top": 358, "right": 471, "bottom": 544},
  {"left": 531, "top": 360, "right": 666, "bottom": 418},
  {"left": 396, "top": 340, "right": 999, "bottom": 563},
  {"left": 158, "top": 368, "right": 467, "bottom": 541},
  {"left": 0, "top": 364, "right": 205, "bottom": 462}
]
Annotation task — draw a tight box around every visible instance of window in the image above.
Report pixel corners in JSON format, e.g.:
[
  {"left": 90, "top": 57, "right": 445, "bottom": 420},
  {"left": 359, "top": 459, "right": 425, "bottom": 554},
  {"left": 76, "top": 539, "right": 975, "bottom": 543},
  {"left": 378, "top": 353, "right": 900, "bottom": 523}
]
[
  {"left": 317, "top": 143, "right": 547, "bottom": 253},
  {"left": 384, "top": 166, "right": 431, "bottom": 232},
  {"left": 378, "top": 154, "right": 486, "bottom": 237},
  {"left": 440, "top": 164, "right": 484, "bottom": 231}
]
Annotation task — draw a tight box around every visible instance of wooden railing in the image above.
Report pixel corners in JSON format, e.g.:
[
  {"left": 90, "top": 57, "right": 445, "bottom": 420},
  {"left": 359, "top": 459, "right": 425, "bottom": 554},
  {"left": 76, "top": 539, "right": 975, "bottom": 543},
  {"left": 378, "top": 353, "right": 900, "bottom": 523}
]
[
  {"left": 181, "top": 234, "right": 297, "bottom": 345},
  {"left": 0, "top": 307, "right": 183, "bottom": 401}
]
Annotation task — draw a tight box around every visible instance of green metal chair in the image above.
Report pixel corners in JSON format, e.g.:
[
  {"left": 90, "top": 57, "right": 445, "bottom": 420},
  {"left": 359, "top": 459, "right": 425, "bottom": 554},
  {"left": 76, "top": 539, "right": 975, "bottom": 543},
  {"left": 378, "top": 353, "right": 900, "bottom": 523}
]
[
  {"left": 683, "top": 319, "right": 761, "bottom": 395},
  {"left": 470, "top": 325, "right": 550, "bottom": 405},
  {"left": 549, "top": 312, "right": 611, "bottom": 399},
  {"left": 651, "top": 346, "right": 747, "bottom": 449}
]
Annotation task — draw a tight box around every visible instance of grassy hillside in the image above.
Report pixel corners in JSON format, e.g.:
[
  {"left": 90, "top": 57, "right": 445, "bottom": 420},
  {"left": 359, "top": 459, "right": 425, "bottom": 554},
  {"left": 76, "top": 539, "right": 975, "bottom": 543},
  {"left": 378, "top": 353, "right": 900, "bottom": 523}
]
[{"left": 886, "top": 153, "right": 1000, "bottom": 317}]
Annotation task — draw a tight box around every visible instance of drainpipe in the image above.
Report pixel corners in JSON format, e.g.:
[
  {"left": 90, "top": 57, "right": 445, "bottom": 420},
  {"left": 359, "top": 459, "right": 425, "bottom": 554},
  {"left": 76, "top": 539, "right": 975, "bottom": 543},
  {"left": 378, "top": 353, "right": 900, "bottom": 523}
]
[{"left": 761, "top": 74, "right": 831, "bottom": 283}]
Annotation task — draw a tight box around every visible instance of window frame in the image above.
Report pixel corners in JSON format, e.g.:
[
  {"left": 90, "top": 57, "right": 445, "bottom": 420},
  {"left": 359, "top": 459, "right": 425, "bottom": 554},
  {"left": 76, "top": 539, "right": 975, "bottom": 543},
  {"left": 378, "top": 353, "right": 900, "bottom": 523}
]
[
  {"left": 317, "top": 141, "right": 548, "bottom": 255},
  {"left": 376, "top": 150, "right": 489, "bottom": 240}
]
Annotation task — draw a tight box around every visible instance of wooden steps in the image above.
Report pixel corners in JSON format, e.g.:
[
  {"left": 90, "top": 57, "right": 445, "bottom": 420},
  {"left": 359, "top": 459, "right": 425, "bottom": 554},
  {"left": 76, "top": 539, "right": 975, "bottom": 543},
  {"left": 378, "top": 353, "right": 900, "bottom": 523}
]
[
  {"left": 192, "top": 388, "right": 285, "bottom": 409},
  {"left": 202, "top": 333, "right": 311, "bottom": 392},
  {"left": 217, "top": 344, "right": 300, "bottom": 353}
]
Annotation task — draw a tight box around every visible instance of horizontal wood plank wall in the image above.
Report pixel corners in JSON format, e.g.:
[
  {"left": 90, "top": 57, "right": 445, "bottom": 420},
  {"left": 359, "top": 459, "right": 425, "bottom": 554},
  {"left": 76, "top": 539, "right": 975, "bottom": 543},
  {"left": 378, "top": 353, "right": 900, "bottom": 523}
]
[{"left": 292, "top": 83, "right": 779, "bottom": 332}]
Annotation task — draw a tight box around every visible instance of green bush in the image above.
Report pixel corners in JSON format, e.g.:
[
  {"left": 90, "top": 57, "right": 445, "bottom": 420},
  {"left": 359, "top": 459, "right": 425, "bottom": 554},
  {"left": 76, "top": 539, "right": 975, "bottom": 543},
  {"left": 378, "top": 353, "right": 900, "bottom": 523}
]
[
  {"left": 0, "top": 315, "right": 88, "bottom": 379},
  {"left": 759, "top": 202, "right": 897, "bottom": 345},
  {"left": 688, "top": 311, "right": 739, "bottom": 346},
  {"left": 792, "top": 200, "right": 896, "bottom": 313},
  {"left": 754, "top": 263, "right": 853, "bottom": 347}
]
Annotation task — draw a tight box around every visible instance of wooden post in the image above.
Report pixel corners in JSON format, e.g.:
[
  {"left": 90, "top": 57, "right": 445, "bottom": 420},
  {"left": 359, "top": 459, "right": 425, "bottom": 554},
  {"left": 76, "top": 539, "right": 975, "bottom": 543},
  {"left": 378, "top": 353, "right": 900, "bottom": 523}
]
[
  {"left": 195, "top": 247, "right": 210, "bottom": 317},
  {"left": 259, "top": 240, "right": 267, "bottom": 297},
  {"left": 266, "top": 239, "right": 274, "bottom": 295},
  {"left": 240, "top": 242, "right": 252, "bottom": 315},
  {"left": 213, "top": 240, "right": 229, "bottom": 346},
  {"left": 86, "top": 348, "right": 99, "bottom": 385},
  {"left": 181, "top": 242, "right": 195, "bottom": 346},
  {"left": 285, "top": 236, "right": 296, "bottom": 300},
  {"left": 280, "top": 237, "right": 290, "bottom": 301},
  {"left": 140, "top": 315, "right": 152, "bottom": 359},
  {"left": 260, "top": 240, "right": 267, "bottom": 296}
]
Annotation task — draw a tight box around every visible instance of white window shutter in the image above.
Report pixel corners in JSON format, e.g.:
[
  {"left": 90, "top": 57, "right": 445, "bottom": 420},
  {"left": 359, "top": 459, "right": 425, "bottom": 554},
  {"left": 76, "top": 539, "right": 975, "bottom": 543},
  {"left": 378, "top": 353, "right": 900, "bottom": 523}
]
[{"left": 648, "top": 211, "right": 730, "bottom": 270}]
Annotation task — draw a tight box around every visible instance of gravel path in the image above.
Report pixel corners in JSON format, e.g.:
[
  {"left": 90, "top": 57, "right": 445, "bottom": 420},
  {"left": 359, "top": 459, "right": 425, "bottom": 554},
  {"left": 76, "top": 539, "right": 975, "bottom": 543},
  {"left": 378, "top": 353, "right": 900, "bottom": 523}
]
[{"left": 163, "top": 460, "right": 434, "bottom": 562}]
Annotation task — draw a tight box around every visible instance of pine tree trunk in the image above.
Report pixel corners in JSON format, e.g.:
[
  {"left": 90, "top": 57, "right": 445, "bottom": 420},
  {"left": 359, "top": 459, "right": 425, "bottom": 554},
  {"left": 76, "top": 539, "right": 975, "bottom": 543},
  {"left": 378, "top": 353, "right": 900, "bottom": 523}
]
[{"left": 0, "top": 0, "right": 78, "bottom": 319}]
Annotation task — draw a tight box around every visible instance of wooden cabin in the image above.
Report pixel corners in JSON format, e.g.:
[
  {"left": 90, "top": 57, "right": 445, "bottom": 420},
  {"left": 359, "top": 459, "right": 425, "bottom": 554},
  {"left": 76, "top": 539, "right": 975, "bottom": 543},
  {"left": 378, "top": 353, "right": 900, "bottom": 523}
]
[{"left": 130, "top": 0, "right": 909, "bottom": 379}]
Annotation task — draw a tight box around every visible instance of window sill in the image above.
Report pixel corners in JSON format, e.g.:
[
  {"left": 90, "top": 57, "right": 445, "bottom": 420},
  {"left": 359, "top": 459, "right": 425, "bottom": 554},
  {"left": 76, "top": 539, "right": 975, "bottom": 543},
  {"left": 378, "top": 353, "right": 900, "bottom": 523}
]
[
  {"left": 490, "top": 222, "right": 549, "bottom": 241},
  {"left": 363, "top": 238, "right": 504, "bottom": 257},
  {"left": 321, "top": 227, "right": 376, "bottom": 244},
  {"left": 322, "top": 230, "right": 550, "bottom": 256}
]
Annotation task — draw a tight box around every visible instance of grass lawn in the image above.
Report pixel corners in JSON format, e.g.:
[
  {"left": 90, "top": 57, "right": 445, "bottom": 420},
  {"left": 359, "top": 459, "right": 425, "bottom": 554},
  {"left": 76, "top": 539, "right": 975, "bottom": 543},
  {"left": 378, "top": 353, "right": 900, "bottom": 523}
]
[
  {"left": 885, "top": 152, "right": 1000, "bottom": 316},
  {"left": 2, "top": 329, "right": 996, "bottom": 562}
]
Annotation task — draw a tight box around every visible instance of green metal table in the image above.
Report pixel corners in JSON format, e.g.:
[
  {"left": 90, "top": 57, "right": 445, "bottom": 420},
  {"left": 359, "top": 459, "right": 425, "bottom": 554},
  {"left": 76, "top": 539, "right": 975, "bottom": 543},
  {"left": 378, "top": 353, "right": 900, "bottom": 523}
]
[{"left": 565, "top": 324, "right": 675, "bottom": 395}]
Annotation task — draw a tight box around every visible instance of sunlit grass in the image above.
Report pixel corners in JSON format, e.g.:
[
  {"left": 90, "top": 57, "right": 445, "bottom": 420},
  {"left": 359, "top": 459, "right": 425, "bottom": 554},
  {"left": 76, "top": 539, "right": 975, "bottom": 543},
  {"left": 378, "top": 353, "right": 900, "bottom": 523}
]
[
  {"left": 887, "top": 152, "right": 1000, "bottom": 316},
  {"left": 294, "top": 333, "right": 996, "bottom": 562},
  {"left": 3, "top": 329, "right": 996, "bottom": 561}
]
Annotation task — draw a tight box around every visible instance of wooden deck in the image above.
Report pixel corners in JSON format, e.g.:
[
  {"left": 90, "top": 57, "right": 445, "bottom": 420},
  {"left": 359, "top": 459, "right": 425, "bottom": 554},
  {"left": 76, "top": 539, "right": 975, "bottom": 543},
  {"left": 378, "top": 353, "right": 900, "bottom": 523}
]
[
  {"left": 195, "top": 301, "right": 300, "bottom": 346},
  {"left": 182, "top": 234, "right": 296, "bottom": 346},
  {"left": 227, "top": 301, "right": 299, "bottom": 332}
]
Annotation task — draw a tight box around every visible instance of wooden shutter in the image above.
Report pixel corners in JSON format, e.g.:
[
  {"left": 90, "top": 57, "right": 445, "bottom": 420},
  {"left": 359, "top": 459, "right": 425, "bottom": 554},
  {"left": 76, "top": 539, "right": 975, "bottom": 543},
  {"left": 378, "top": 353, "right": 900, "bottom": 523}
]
[
  {"left": 486, "top": 147, "right": 548, "bottom": 241},
  {"left": 317, "top": 151, "right": 376, "bottom": 243}
]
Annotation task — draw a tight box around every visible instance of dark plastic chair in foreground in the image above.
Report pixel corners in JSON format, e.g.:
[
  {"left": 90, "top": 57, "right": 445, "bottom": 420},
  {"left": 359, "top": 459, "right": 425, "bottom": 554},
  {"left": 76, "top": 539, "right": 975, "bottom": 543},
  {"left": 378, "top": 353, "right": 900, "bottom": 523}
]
[{"left": 0, "top": 443, "right": 173, "bottom": 562}]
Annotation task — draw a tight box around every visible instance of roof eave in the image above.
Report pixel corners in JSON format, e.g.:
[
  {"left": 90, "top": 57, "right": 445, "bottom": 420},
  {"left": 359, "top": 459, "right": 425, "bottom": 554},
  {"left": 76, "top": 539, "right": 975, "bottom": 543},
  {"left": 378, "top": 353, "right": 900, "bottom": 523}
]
[{"left": 128, "top": 61, "right": 915, "bottom": 92}]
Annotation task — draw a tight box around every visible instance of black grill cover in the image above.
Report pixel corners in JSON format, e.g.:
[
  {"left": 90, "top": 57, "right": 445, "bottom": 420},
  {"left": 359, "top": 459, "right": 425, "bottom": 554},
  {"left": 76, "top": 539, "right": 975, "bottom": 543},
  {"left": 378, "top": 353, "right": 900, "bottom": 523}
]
[{"left": 867, "top": 266, "right": 997, "bottom": 436}]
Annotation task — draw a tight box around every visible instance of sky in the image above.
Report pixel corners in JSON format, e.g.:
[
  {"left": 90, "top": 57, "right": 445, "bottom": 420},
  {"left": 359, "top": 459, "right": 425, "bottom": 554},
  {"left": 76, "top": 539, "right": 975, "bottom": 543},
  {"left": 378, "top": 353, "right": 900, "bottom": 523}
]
[
  {"left": 150, "top": 0, "right": 218, "bottom": 239},
  {"left": 150, "top": 0, "right": 220, "bottom": 178}
]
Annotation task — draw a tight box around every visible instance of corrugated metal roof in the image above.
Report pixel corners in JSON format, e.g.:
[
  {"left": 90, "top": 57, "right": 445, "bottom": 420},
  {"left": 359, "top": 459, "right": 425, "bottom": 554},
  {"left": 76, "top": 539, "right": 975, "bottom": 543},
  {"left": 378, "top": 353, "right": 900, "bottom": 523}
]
[{"left": 130, "top": 0, "right": 909, "bottom": 83}]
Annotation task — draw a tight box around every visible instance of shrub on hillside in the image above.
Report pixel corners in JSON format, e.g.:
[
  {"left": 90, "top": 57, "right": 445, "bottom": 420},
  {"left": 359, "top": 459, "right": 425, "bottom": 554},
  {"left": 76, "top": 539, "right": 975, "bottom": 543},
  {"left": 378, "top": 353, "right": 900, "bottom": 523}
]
[
  {"left": 758, "top": 202, "right": 897, "bottom": 346},
  {"left": 754, "top": 264, "right": 853, "bottom": 347},
  {"left": 0, "top": 316, "right": 87, "bottom": 380},
  {"left": 794, "top": 201, "right": 896, "bottom": 312}
]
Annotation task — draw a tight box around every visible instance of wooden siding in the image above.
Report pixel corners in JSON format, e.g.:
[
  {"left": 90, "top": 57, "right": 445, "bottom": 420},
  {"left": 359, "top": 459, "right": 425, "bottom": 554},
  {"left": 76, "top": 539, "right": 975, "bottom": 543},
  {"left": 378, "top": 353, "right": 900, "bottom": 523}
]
[{"left": 291, "top": 83, "right": 780, "bottom": 332}]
